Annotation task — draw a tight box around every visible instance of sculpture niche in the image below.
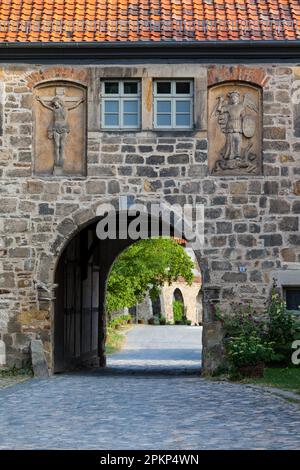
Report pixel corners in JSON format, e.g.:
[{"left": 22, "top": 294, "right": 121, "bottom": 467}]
[
  {"left": 34, "top": 83, "right": 86, "bottom": 176},
  {"left": 208, "top": 83, "right": 262, "bottom": 176}
]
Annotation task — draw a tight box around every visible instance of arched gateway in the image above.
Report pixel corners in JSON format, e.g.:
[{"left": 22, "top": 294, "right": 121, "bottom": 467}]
[{"left": 52, "top": 201, "right": 206, "bottom": 373}]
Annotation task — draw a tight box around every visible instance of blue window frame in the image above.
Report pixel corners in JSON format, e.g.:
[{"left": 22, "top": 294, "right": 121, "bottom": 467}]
[
  {"left": 101, "top": 80, "right": 140, "bottom": 129},
  {"left": 154, "top": 80, "right": 193, "bottom": 130}
]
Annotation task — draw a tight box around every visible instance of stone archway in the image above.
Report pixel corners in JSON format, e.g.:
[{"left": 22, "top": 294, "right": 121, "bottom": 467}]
[
  {"left": 32, "top": 197, "right": 224, "bottom": 375},
  {"left": 47, "top": 198, "right": 207, "bottom": 373}
]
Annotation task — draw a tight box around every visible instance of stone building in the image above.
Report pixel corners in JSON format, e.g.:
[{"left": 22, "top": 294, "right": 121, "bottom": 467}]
[
  {"left": 130, "top": 245, "right": 202, "bottom": 325},
  {"left": 0, "top": 1, "right": 300, "bottom": 374},
  {"left": 159, "top": 246, "right": 202, "bottom": 325}
]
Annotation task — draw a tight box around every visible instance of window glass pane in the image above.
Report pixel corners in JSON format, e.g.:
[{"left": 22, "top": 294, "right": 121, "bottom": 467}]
[
  {"left": 157, "top": 114, "right": 171, "bottom": 126},
  {"left": 124, "top": 100, "right": 138, "bottom": 113},
  {"left": 104, "top": 82, "right": 119, "bottom": 94},
  {"left": 176, "top": 100, "right": 190, "bottom": 113},
  {"left": 157, "top": 100, "right": 171, "bottom": 113},
  {"left": 176, "top": 81, "right": 191, "bottom": 94},
  {"left": 156, "top": 82, "right": 171, "bottom": 94},
  {"left": 124, "top": 114, "right": 138, "bottom": 126},
  {"left": 104, "top": 100, "right": 119, "bottom": 113},
  {"left": 285, "top": 288, "right": 300, "bottom": 311},
  {"left": 124, "top": 82, "right": 138, "bottom": 94},
  {"left": 104, "top": 114, "right": 119, "bottom": 126},
  {"left": 176, "top": 114, "right": 190, "bottom": 127}
]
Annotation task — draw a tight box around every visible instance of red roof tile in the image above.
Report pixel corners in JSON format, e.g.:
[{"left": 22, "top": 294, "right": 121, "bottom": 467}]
[{"left": 0, "top": 0, "right": 299, "bottom": 42}]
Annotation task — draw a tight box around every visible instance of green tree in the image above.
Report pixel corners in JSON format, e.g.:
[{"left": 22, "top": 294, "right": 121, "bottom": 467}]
[
  {"left": 106, "top": 238, "right": 194, "bottom": 314},
  {"left": 173, "top": 300, "right": 184, "bottom": 323}
]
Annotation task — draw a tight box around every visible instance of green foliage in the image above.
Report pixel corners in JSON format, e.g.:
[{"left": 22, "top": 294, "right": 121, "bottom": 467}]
[
  {"left": 173, "top": 300, "right": 184, "bottom": 323},
  {"left": 105, "top": 328, "right": 126, "bottom": 355},
  {"left": 106, "top": 238, "right": 194, "bottom": 314},
  {"left": 227, "top": 335, "right": 275, "bottom": 368},
  {"left": 266, "top": 286, "right": 298, "bottom": 363},
  {"left": 216, "top": 303, "right": 268, "bottom": 338},
  {"left": 0, "top": 364, "right": 33, "bottom": 377},
  {"left": 249, "top": 366, "right": 300, "bottom": 394},
  {"left": 218, "top": 284, "right": 300, "bottom": 370},
  {"left": 108, "top": 314, "right": 131, "bottom": 329},
  {"left": 105, "top": 314, "right": 131, "bottom": 354}
]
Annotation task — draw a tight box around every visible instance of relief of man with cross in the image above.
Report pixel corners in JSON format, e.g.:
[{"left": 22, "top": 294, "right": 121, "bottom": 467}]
[{"left": 36, "top": 87, "right": 85, "bottom": 174}]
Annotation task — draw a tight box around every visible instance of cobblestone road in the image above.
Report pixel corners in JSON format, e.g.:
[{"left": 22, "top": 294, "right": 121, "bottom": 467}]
[{"left": 0, "top": 326, "right": 299, "bottom": 450}]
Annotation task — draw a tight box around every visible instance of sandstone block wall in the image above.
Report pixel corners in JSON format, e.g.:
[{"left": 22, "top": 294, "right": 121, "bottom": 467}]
[{"left": 0, "top": 63, "right": 299, "bottom": 370}]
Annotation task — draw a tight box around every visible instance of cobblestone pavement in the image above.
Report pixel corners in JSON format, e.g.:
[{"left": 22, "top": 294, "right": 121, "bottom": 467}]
[
  {"left": 0, "top": 326, "right": 299, "bottom": 450},
  {"left": 0, "top": 376, "right": 29, "bottom": 390}
]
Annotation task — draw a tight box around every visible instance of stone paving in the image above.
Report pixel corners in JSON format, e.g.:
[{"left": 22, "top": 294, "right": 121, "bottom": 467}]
[
  {"left": 0, "top": 326, "right": 299, "bottom": 450},
  {"left": 107, "top": 325, "right": 202, "bottom": 374},
  {"left": 0, "top": 376, "right": 29, "bottom": 390}
]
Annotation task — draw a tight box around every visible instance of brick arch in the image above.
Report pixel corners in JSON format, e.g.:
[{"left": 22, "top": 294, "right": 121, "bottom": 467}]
[
  {"left": 26, "top": 66, "right": 89, "bottom": 89},
  {"left": 208, "top": 65, "right": 269, "bottom": 88}
]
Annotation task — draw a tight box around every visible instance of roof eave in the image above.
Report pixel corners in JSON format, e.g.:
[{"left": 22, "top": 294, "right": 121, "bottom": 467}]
[{"left": 0, "top": 40, "right": 299, "bottom": 61}]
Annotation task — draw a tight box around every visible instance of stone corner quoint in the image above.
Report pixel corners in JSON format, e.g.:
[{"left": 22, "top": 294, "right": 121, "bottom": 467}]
[{"left": 0, "top": 60, "right": 300, "bottom": 374}]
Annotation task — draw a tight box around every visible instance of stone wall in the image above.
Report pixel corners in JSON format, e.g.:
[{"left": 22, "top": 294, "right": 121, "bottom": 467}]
[
  {"left": 0, "top": 63, "right": 299, "bottom": 371},
  {"left": 160, "top": 280, "right": 202, "bottom": 325}
]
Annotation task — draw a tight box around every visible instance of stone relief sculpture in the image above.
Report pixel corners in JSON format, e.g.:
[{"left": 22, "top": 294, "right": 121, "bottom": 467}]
[
  {"left": 34, "top": 83, "right": 86, "bottom": 176},
  {"left": 208, "top": 83, "right": 262, "bottom": 175},
  {"left": 36, "top": 94, "right": 84, "bottom": 170}
]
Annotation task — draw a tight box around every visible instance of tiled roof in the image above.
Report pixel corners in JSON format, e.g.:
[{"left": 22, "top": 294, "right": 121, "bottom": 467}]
[{"left": 0, "top": 0, "right": 299, "bottom": 43}]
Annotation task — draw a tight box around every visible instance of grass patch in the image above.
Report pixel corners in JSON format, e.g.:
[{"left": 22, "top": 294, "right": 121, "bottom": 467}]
[
  {"left": 105, "top": 326, "right": 129, "bottom": 355},
  {"left": 246, "top": 366, "right": 300, "bottom": 395},
  {"left": 0, "top": 365, "right": 33, "bottom": 377}
]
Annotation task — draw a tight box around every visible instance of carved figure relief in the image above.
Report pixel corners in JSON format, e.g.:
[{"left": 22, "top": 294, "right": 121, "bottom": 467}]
[
  {"left": 34, "top": 82, "right": 86, "bottom": 176},
  {"left": 208, "top": 82, "right": 262, "bottom": 175}
]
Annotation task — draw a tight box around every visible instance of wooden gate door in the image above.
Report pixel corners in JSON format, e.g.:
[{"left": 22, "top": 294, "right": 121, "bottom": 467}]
[{"left": 54, "top": 229, "right": 100, "bottom": 372}]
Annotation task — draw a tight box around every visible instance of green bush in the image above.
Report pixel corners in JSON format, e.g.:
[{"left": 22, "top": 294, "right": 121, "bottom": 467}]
[
  {"left": 173, "top": 300, "right": 184, "bottom": 323},
  {"left": 217, "top": 283, "right": 300, "bottom": 369},
  {"left": 159, "top": 316, "right": 166, "bottom": 325},
  {"left": 266, "top": 287, "right": 298, "bottom": 364},
  {"left": 216, "top": 303, "right": 267, "bottom": 338},
  {"left": 108, "top": 314, "right": 131, "bottom": 329},
  {"left": 227, "top": 334, "right": 275, "bottom": 368}
]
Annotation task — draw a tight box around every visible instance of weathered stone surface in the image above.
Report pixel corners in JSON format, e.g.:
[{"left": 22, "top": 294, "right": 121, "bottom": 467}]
[
  {"left": 243, "top": 205, "right": 258, "bottom": 218},
  {"left": 269, "top": 199, "right": 290, "bottom": 214},
  {"left": 86, "top": 180, "right": 106, "bottom": 194},
  {"left": 0, "top": 199, "right": 17, "bottom": 214},
  {"left": 293, "top": 180, "right": 300, "bottom": 195},
  {"left": 226, "top": 207, "right": 243, "bottom": 219},
  {"left": 108, "top": 180, "right": 120, "bottom": 194},
  {"left": 237, "top": 234, "right": 257, "bottom": 247},
  {"left": 39, "top": 203, "right": 54, "bottom": 215},
  {"left": 30, "top": 339, "right": 49, "bottom": 378},
  {"left": 222, "top": 272, "right": 247, "bottom": 283},
  {"left": 278, "top": 217, "right": 299, "bottom": 231},
  {"left": 0, "top": 339, "right": 6, "bottom": 366},
  {"left": 263, "top": 181, "right": 279, "bottom": 195},
  {"left": 281, "top": 248, "right": 296, "bottom": 262},
  {"left": 216, "top": 222, "right": 232, "bottom": 234},
  {"left": 260, "top": 234, "right": 283, "bottom": 247}
]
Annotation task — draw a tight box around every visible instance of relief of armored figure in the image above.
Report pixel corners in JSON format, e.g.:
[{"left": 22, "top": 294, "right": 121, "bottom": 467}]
[{"left": 212, "top": 90, "right": 258, "bottom": 173}]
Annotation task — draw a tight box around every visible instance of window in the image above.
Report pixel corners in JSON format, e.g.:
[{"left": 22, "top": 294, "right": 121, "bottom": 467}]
[
  {"left": 284, "top": 287, "right": 300, "bottom": 312},
  {"left": 154, "top": 80, "right": 193, "bottom": 129},
  {"left": 101, "top": 80, "right": 140, "bottom": 129}
]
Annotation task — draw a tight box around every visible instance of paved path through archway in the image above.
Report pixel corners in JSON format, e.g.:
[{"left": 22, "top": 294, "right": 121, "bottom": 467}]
[
  {"left": 107, "top": 325, "right": 202, "bottom": 374},
  {"left": 0, "top": 325, "right": 299, "bottom": 449}
]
